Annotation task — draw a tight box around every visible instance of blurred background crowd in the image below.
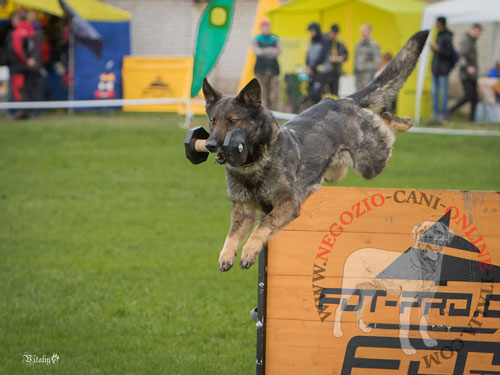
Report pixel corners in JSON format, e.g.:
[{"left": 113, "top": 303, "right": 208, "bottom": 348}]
[
  {"left": 0, "top": 0, "right": 499, "bottom": 123},
  {"left": 1, "top": 9, "right": 69, "bottom": 119},
  {"left": 256, "top": 17, "right": 500, "bottom": 124}
]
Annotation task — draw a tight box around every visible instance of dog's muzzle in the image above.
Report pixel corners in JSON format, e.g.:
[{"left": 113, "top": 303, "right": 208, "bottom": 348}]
[
  {"left": 418, "top": 241, "right": 442, "bottom": 261},
  {"left": 215, "top": 150, "right": 226, "bottom": 165},
  {"left": 211, "top": 129, "right": 248, "bottom": 166}
]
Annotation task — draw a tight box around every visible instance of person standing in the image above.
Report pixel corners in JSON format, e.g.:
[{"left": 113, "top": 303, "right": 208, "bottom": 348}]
[
  {"left": 253, "top": 19, "right": 281, "bottom": 110},
  {"left": 326, "top": 24, "right": 348, "bottom": 97},
  {"left": 306, "top": 22, "right": 329, "bottom": 104},
  {"left": 430, "top": 16, "right": 455, "bottom": 124},
  {"left": 27, "top": 9, "right": 45, "bottom": 104},
  {"left": 477, "top": 61, "right": 500, "bottom": 122},
  {"left": 354, "top": 24, "right": 381, "bottom": 91},
  {"left": 5, "top": 11, "right": 37, "bottom": 119},
  {"left": 448, "top": 24, "right": 483, "bottom": 122}
]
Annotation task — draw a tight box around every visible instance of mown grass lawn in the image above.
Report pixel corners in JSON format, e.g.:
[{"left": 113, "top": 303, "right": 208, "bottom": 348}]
[{"left": 0, "top": 112, "right": 499, "bottom": 374}]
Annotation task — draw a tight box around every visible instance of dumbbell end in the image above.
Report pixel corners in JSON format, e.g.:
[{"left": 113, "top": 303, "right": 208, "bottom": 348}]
[
  {"left": 223, "top": 128, "right": 248, "bottom": 167},
  {"left": 184, "top": 126, "right": 210, "bottom": 164}
]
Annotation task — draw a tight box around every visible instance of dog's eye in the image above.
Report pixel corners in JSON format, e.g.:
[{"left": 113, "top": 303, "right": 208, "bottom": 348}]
[{"left": 229, "top": 118, "right": 239, "bottom": 124}]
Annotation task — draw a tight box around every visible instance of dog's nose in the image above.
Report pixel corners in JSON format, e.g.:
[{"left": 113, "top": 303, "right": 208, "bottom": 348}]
[{"left": 205, "top": 139, "right": 218, "bottom": 153}]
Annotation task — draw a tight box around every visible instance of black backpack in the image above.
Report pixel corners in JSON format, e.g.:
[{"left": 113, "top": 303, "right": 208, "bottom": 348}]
[
  {"left": 450, "top": 47, "right": 459, "bottom": 69},
  {"left": 447, "top": 32, "right": 459, "bottom": 70}
]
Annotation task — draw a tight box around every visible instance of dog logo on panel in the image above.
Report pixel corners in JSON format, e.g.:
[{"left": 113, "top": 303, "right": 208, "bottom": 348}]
[{"left": 332, "top": 214, "right": 454, "bottom": 355}]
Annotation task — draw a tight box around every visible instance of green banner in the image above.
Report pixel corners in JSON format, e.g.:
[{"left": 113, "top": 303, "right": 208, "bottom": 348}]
[{"left": 190, "top": 0, "right": 235, "bottom": 98}]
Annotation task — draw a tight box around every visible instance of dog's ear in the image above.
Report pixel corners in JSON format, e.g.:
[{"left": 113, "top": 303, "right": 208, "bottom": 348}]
[
  {"left": 236, "top": 78, "right": 262, "bottom": 106},
  {"left": 202, "top": 78, "right": 223, "bottom": 110}
]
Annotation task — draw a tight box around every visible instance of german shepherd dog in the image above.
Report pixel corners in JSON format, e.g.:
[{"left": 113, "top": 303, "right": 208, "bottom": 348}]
[{"left": 202, "top": 30, "right": 429, "bottom": 271}]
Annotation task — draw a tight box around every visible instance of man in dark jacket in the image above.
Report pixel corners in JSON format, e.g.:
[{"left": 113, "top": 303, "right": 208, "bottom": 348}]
[
  {"left": 253, "top": 19, "right": 281, "bottom": 110},
  {"left": 306, "top": 22, "right": 329, "bottom": 104},
  {"left": 430, "top": 17, "right": 455, "bottom": 123},
  {"left": 326, "top": 24, "right": 348, "bottom": 97},
  {"left": 448, "top": 24, "right": 483, "bottom": 122}
]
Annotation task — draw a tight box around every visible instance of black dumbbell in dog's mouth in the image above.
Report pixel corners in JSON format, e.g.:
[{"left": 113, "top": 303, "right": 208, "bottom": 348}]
[{"left": 184, "top": 126, "right": 248, "bottom": 167}]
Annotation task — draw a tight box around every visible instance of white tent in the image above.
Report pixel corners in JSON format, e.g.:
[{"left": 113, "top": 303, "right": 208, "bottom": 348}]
[{"left": 415, "top": 0, "right": 500, "bottom": 123}]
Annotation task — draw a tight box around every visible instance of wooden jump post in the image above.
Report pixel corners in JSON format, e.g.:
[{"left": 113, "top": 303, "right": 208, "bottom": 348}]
[{"left": 253, "top": 187, "right": 500, "bottom": 375}]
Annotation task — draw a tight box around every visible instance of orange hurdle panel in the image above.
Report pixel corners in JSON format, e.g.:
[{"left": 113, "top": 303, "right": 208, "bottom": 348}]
[{"left": 260, "top": 187, "right": 500, "bottom": 375}]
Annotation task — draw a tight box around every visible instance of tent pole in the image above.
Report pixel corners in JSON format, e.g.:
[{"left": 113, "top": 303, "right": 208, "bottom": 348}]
[
  {"left": 68, "top": 30, "right": 74, "bottom": 115},
  {"left": 414, "top": 28, "right": 432, "bottom": 125},
  {"left": 491, "top": 22, "right": 499, "bottom": 68},
  {"left": 183, "top": 99, "right": 194, "bottom": 130},
  {"left": 346, "top": 2, "right": 352, "bottom": 75}
]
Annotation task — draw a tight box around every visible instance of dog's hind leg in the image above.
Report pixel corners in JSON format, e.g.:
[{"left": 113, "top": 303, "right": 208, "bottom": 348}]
[
  {"left": 381, "top": 111, "right": 413, "bottom": 132},
  {"left": 350, "top": 111, "right": 395, "bottom": 180},
  {"left": 219, "top": 201, "right": 256, "bottom": 272}
]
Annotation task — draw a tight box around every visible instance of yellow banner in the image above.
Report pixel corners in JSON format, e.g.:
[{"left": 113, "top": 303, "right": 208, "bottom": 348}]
[{"left": 123, "top": 56, "right": 191, "bottom": 112}]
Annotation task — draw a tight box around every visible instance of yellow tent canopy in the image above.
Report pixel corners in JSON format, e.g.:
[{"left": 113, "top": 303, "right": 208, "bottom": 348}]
[
  {"left": 0, "top": 1, "right": 15, "bottom": 20},
  {"left": 268, "top": 0, "right": 431, "bottom": 118},
  {"left": 1, "top": 0, "right": 130, "bottom": 21}
]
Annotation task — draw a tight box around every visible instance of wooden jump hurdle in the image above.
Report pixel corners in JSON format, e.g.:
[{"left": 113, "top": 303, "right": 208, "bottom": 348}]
[{"left": 254, "top": 187, "right": 500, "bottom": 375}]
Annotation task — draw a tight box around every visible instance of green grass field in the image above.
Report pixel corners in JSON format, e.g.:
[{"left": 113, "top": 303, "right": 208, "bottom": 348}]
[{"left": 0, "top": 112, "right": 499, "bottom": 374}]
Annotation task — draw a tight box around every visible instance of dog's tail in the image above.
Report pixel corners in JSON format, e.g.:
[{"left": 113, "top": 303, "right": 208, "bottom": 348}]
[{"left": 349, "top": 30, "right": 429, "bottom": 109}]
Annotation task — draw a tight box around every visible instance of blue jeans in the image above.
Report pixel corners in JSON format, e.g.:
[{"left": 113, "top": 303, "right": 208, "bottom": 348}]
[{"left": 432, "top": 75, "right": 449, "bottom": 117}]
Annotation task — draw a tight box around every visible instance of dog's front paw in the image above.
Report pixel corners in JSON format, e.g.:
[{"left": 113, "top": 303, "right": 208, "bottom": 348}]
[
  {"left": 402, "top": 347, "right": 417, "bottom": 355},
  {"left": 423, "top": 337, "right": 438, "bottom": 348},
  {"left": 219, "top": 259, "right": 234, "bottom": 272},
  {"left": 219, "top": 251, "right": 235, "bottom": 272},
  {"left": 239, "top": 239, "right": 262, "bottom": 270},
  {"left": 239, "top": 251, "right": 257, "bottom": 269},
  {"left": 400, "top": 339, "right": 416, "bottom": 355},
  {"left": 333, "top": 322, "right": 344, "bottom": 338},
  {"left": 333, "top": 328, "right": 343, "bottom": 338}
]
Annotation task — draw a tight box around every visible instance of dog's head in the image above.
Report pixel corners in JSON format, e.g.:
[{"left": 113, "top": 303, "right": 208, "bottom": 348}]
[
  {"left": 202, "top": 78, "right": 276, "bottom": 167},
  {"left": 411, "top": 220, "right": 453, "bottom": 261}
]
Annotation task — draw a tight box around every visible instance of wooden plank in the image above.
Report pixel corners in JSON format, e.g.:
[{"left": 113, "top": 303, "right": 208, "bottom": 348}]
[
  {"left": 268, "top": 231, "right": 500, "bottom": 276},
  {"left": 265, "top": 187, "right": 500, "bottom": 375},
  {"left": 266, "top": 320, "right": 500, "bottom": 375},
  {"left": 283, "top": 187, "right": 500, "bottom": 235},
  {"left": 267, "top": 274, "right": 499, "bottom": 326}
]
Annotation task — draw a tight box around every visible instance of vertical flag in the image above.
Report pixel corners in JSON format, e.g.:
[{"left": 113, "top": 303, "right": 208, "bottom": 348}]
[
  {"left": 190, "top": 0, "right": 235, "bottom": 98},
  {"left": 58, "top": 0, "right": 103, "bottom": 58}
]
